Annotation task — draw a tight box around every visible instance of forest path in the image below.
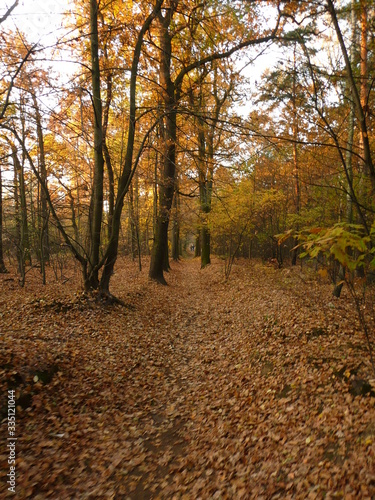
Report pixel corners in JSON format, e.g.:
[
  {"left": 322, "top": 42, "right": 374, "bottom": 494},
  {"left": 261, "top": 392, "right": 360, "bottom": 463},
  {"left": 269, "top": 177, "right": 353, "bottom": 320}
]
[
  {"left": 1, "top": 258, "right": 374, "bottom": 499},
  {"left": 123, "top": 258, "right": 275, "bottom": 498}
]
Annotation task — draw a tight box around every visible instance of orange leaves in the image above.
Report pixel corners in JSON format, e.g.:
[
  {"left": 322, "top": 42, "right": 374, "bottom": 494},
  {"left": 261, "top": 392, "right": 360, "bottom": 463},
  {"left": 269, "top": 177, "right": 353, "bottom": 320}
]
[{"left": 0, "top": 257, "right": 374, "bottom": 497}]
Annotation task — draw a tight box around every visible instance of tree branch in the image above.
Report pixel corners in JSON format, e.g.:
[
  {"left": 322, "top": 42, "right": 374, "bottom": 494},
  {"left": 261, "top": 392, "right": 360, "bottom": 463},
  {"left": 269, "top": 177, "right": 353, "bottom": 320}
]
[
  {"left": 0, "top": 43, "right": 37, "bottom": 120},
  {"left": 0, "top": 0, "right": 19, "bottom": 24}
]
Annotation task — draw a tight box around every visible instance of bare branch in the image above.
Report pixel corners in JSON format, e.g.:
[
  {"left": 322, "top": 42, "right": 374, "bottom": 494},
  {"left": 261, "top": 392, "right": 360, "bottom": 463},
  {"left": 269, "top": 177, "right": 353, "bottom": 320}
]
[
  {"left": 0, "top": 43, "right": 37, "bottom": 120},
  {"left": 0, "top": 0, "right": 19, "bottom": 24}
]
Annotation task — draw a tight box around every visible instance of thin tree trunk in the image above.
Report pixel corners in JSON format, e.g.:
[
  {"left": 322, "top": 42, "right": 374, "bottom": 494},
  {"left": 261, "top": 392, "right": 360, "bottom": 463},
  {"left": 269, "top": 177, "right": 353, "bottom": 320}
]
[
  {"left": 0, "top": 166, "right": 7, "bottom": 273},
  {"left": 360, "top": 0, "right": 368, "bottom": 115},
  {"left": 172, "top": 183, "right": 180, "bottom": 261},
  {"left": 333, "top": 0, "right": 356, "bottom": 298},
  {"left": 153, "top": 132, "right": 159, "bottom": 239},
  {"left": 12, "top": 147, "right": 23, "bottom": 279},
  {"left": 88, "top": 0, "right": 104, "bottom": 290},
  {"left": 291, "top": 45, "right": 300, "bottom": 266},
  {"left": 31, "top": 89, "right": 50, "bottom": 263},
  {"left": 196, "top": 63, "right": 228, "bottom": 268},
  {"left": 198, "top": 116, "right": 211, "bottom": 268},
  {"left": 129, "top": 183, "right": 136, "bottom": 260},
  {"left": 135, "top": 172, "right": 142, "bottom": 271},
  {"left": 12, "top": 145, "right": 31, "bottom": 269},
  {"left": 99, "top": 1, "right": 163, "bottom": 296},
  {"left": 327, "top": 0, "right": 375, "bottom": 193},
  {"left": 39, "top": 209, "right": 49, "bottom": 285},
  {"left": 102, "top": 65, "right": 114, "bottom": 240},
  {"left": 18, "top": 99, "right": 32, "bottom": 268},
  {"left": 195, "top": 232, "right": 201, "bottom": 257},
  {"left": 69, "top": 192, "right": 80, "bottom": 245}
]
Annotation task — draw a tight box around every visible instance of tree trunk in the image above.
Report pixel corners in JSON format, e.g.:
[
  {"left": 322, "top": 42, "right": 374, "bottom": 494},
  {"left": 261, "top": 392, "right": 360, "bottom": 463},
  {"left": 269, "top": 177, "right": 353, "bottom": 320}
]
[
  {"left": 149, "top": 9, "right": 177, "bottom": 284},
  {"left": 134, "top": 172, "right": 142, "bottom": 271},
  {"left": 163, "top": 237, "right": 170, "bottom": 272},
  {"left": 12, "top": 145, "right": 31, "bottom": 269},
  {"left": 88, "top": 0, "right": 104, "bottom": 290},
  {"left": 12, "top": 148, "right": 24, "bottom": 280},
  {"left": 200, "top": 225, "right": 210, "bottom": 267},
  {"left": 31, "top": 90, "right": 50, "bottom": 263},
  {"left": 198, "top": 119, "right": 211, "bottom": 268},
  {"left": 194, "top": 63, "right": 227, "bottom": 269},
  {"left": 102, "top": 64, "right": 114, "bottom": 240},
  {"left": 327, "top": 0, "right": 375, "bottom": 193},
  {"left": 195, "top": 232, "right": 201, "bottom": 257},
  {"left": 0, "top": 166, "right": 7, "bottom": 273},
  {"left": 68, "top": 191, "right": 80, "bottom": 245},
  {"left": 99, "top": 1, "right": 163, "bottom": 296},
  {"left": 153, "top": 135, "right": 159, "bottom": 240},
  {"left": 129, "top": 183, "right": 137, "bottom": 260},
  {"left": 333, "top": 0, "right": 356, "bottom": 298},
  {"left": 291, "top": 45, "right": 300, "bottom": 266},
  {"left": 360, "top": 0, "right": 368, "bottom": 115},
  {"left": 172, "top": 183, "right": 180, "bottom": 261}
]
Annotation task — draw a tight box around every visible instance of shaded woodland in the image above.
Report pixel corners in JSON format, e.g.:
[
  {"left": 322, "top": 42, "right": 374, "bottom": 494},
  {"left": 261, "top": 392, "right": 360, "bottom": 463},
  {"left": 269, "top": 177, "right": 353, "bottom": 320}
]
[{"left": 1, "top": 0, "right": 375, "bottom": 498}]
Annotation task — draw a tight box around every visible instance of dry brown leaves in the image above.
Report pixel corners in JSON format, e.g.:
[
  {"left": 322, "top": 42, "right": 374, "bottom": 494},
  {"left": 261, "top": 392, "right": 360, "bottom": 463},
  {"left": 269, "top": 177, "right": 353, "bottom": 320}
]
[{"left": 0, "top": 257, "right": 374, "bottom": 499}]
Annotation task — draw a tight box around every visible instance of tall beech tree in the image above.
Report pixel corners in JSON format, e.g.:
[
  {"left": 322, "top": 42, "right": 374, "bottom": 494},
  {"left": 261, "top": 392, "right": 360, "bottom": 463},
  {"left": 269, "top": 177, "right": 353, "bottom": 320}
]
[
  {"left": 193, "top": 62, "right": 235, "bottom": 269},
  {"left": 149, "top": 0, "right": 283, "bottom": 283},
  {"left": 28, "top": 78, "right": 50, "bottom": 265},
  {"left": 88, "top": 0, "right": 105, "bottom": 290},
  {"left": 149, "top": 1, "right": 178, "bottom": 284},
  {"left": 98, "top": 0, "right": 164, "bottom": 297}
]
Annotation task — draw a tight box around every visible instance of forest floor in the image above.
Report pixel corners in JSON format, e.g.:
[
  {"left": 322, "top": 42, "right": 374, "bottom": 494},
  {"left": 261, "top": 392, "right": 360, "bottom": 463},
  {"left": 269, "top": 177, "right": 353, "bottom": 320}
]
[{"left": 0, "top": 257, "right": 375, "bottom": 499}]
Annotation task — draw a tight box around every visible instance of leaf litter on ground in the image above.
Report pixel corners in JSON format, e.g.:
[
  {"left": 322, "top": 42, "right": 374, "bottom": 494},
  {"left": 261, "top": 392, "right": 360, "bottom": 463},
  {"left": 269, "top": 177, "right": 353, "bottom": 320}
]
[{"left": 0, "top": 257, "right": 374, "bottom": 499}]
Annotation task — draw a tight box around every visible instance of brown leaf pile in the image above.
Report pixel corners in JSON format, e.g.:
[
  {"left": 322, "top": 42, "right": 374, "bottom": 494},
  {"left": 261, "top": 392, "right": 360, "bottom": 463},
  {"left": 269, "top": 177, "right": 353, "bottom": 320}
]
[{"left": 0, "top": 258, "right": 374, "bottom": 499}]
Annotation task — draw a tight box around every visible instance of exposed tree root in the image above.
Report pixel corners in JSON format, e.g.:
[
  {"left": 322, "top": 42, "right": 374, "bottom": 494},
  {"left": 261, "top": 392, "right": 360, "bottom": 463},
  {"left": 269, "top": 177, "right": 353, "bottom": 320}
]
[
  {"left": 149, "top": 275, "right": 168, "bottom": 286},
  {"left": 97, "top": 290, "right": 134, "bottom": 308}
]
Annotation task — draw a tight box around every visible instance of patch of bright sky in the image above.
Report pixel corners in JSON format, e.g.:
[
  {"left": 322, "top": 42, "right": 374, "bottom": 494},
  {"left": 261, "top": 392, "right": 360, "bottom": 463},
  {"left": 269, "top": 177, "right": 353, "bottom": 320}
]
[
  {"left": 1, "top": 0, "right": 339, "bottom": 116},
  {"left": 1, "top": 0, "right": 71, "bottom": 45},
  {"left": 1, "top": 0, "right": 76, "bottom": 88},
  {"left": 1, "top": 0, "right": 80, "bottom": 121}
]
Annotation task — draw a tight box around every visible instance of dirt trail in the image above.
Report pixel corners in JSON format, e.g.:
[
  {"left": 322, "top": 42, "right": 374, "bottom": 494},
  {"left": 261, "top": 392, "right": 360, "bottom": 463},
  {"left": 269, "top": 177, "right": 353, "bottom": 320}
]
[{"left": 1, "top": 258, "right": 374, "bottom": 499}]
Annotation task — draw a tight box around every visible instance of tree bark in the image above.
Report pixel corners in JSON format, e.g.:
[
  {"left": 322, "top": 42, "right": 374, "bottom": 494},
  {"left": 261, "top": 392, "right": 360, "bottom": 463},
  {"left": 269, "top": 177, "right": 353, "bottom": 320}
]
[
  {"left": 149, "top": 7, "right": 177, "bottom": 284},
  {"left": 291, "top": 46, "right": 300, "bottom": 266},
  {"left": 12, "top": 145, "right": 31, "bottom": 269},
  {"left": 198, "top": 113, "right": 211, "bottom": 268},
  {"left": 333, "top": 0, "right": 356, "bottom": 298},
  {"left": 31, "top": 90, "right": 50, "bottom": 264},
  {"left": 129, "top": 183, "right": 137, "bottom": 260},
  {"left": 102, "top": 61, "right": 114, "bottom": 240},
  {"left": 0, "top": 166, "right": 7, "bottom": 273},
  {"left": 172, "top": 183, "right": 180, "bottom": 261},
  {"left": 99, "top": 0, "right": 163, "bottom": 296},
  {"left": 195, "top": 232, "right": 201, "bottom": 257},
  {"left": 153, "top": 132, "right": 159, "bottom": 239},
  {"left": 326, "top": 0, "right": 375, "bottom": 193},
  {"left": 198, "top": 65, "right": 228, "bottom": 268},
  {"left": 88, "top": 0, "right": 104, "bottom": 290}
]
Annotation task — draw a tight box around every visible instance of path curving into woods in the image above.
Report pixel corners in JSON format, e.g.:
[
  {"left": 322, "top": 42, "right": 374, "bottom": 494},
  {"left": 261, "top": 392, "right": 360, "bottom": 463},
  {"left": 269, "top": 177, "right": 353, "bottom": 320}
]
[{"left": 0, "top": 258, "right": 374, "bottom": 498}]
